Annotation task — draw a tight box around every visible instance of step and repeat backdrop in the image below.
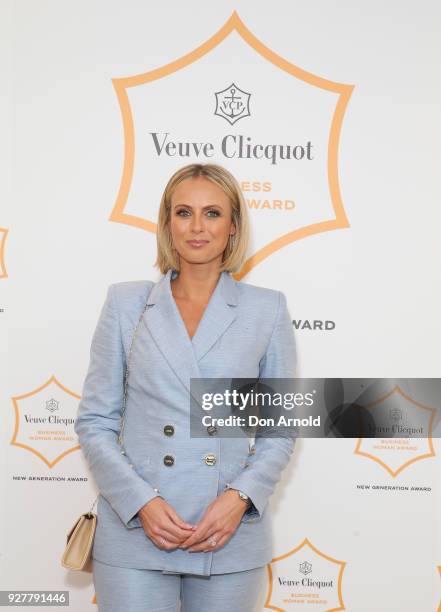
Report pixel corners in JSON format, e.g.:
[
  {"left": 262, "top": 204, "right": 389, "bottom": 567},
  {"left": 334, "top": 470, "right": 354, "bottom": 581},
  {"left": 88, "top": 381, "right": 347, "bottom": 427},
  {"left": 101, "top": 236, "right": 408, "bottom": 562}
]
[{"left": 3, "top": 2, "right": 441, "bottom": 611}]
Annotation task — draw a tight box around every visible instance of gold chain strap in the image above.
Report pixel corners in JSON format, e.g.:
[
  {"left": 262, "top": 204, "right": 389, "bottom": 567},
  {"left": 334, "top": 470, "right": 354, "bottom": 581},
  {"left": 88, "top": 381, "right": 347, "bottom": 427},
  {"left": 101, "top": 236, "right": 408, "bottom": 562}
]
[
  {"left": 87, "top": 289, "right": 152, "bottom": 514},
  {"left": 117, "top": 300, "right": 151, "bottom": 449}
]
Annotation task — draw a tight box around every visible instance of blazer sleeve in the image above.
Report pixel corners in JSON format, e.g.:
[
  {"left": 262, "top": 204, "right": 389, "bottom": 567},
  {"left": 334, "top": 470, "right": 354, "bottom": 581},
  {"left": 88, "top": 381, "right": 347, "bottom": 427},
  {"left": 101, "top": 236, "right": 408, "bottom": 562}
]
[
  {"left": 74, "top": 283, "right": 160, "bottom": 529},
  {"left": 227, "top": 290, "right": 298, "bottom": 523}
]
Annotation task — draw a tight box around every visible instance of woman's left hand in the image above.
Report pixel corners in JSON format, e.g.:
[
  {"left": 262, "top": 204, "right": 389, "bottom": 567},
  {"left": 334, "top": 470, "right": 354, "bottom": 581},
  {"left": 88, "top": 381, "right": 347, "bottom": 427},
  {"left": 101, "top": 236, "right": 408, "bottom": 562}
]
[{"left": 178, "top": 489, "right": 249, "bottom": 552}]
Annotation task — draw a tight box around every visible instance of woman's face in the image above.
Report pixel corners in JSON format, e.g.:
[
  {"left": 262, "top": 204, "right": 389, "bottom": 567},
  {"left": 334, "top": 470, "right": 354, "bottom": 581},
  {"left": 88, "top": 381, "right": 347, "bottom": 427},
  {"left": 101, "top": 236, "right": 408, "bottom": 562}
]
[{"left": 169, "top": 176, "right": 236, "bottom": 268}]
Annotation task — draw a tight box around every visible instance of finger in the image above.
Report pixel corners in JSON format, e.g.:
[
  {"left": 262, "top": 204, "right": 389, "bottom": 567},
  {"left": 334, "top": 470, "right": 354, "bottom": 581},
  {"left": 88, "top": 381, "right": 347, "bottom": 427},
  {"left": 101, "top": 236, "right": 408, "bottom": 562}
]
[
  {"left": 152, "top": 527, "right": 191, "bottom": 550},
  {"left": 179, "top": 526, "right": 210, "bottom": 548},
  {"left": 152, "top": 534, "right": 176, "bottom": 551},
  {"left": 156, "top": 523, "right": 191, "bottom": 545},
  {"left": 161, "top": 523, "right": 196, "bottom": 543},
  {"left": 165, "top": 506, "right": 196, "bottom": 531},
  {"left": 186, "top": 526, "right": 219, "bottom": 551},
  {"left": 146, "top": 519, "right": 189, "bottom": 546},
  {"left": 203, "top": 531, "right": 232, "bottom": 553},
  {"left": 204, "top": 533, "right": 229, "bottom": 552},
  {"left": 189, "top": 531, "right": 223, "bottom": 553},
  {"left": 157, "top": 512, "right": 197, "bottom": 542},
  {"left": 154, "top": 530, "right": 182, "bottom": 546},
  {"left": 179, "top": 516, "right": 212, "bottom": 547}
]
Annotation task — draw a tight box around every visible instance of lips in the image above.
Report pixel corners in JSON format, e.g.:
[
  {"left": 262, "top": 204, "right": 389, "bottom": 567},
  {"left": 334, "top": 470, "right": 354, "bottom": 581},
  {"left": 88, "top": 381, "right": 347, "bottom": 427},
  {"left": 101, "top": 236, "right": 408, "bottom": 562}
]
[{"left": 187, "top": 240, "right": 209, "bottom": 246}]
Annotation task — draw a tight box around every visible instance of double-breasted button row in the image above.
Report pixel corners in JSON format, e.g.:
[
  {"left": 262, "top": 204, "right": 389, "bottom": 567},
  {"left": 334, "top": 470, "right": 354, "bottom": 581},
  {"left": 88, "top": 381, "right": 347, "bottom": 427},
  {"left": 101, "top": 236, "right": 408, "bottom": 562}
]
[
  {"left": 164, "top": 424, "right": 217, "bottom": 437},
  {"left": 164, "top": 424, "right": 216, "bottom": 438},
  {"left": 162, "top": 453, "right": 218, "bottom": 466}
]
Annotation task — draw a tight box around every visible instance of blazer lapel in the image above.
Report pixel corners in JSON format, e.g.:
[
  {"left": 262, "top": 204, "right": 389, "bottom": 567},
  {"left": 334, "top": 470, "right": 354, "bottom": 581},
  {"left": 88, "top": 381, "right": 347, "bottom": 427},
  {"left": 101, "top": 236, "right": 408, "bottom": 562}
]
[{"left": 141, "top": 268, "right": 239, "bottom": 399}]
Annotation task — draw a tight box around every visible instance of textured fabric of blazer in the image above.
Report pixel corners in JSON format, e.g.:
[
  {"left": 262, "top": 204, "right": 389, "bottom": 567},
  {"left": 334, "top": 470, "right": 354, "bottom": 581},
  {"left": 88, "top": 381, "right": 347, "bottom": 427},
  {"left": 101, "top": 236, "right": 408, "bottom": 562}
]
[{"left": 74, "top": 268, "right": 297, "bottom": 576}]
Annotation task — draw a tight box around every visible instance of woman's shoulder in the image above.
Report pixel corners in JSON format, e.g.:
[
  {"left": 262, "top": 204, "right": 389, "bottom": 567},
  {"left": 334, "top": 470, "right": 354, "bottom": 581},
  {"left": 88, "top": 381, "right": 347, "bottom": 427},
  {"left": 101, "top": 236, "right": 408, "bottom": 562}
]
[
  {"left": 236, "top": 277, "right": 284, "bottom": 306},
  {"left": 234, "top": 279, "right": 290, "bottom": 328},
  {"left": 108, "top": 279, "right": 155, "bottom": 316}
]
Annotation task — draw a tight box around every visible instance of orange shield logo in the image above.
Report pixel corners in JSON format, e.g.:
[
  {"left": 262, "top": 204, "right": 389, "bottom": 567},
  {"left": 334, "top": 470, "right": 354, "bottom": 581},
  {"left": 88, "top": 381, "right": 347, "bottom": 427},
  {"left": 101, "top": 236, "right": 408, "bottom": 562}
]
[
  {"left": 355, "top": 385, "right": 436, "bottom": 476},
  {"left": 11, "top": 376, "right": 81, "bottom": 468},
  {"left": 110, "top": 11, "right": 353, "bottom": 277},
  {"left": 265, "top": 537, "right": 346, "bottom": 611}
]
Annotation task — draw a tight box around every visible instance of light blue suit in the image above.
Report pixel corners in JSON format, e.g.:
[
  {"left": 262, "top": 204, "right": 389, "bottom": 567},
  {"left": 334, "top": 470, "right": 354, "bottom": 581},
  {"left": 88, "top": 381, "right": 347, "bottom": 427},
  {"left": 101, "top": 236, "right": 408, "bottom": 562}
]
[{"left": 74, "top": 268, "right": 297, "bottom": 577}]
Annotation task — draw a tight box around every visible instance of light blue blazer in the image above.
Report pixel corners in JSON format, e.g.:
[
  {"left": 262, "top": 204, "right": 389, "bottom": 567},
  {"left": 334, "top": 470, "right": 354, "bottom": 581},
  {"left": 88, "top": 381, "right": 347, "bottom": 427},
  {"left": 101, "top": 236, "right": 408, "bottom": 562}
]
[{"left": 74, "top": 268, "right": 297, "bottom": 576}]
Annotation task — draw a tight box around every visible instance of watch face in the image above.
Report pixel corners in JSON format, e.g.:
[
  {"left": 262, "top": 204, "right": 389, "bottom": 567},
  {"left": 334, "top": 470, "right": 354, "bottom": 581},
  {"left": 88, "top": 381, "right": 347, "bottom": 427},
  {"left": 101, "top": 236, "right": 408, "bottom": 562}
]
[{"left": 238, "top": 491, "right": 249, "bottom": 500}]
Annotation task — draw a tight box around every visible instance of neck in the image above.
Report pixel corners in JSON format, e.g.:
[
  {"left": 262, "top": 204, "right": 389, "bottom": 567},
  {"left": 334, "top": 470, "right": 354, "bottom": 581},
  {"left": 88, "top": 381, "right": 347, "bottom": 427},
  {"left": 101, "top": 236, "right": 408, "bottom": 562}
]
[{"left": 170, "top": 263, "right": 223, "bottom": 301}]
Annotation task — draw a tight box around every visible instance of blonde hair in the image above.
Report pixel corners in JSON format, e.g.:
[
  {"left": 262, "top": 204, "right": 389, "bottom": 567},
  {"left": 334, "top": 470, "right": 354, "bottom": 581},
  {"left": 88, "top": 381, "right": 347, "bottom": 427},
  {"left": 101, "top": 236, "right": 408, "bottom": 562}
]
[{"left": 154, "top": 163, "right": 249, "bottom": 274}]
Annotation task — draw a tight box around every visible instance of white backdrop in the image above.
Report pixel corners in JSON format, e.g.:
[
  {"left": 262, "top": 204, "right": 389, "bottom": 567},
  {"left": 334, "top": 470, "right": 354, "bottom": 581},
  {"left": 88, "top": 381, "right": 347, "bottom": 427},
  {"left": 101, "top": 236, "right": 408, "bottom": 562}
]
[{"left": 3, "top": 1, "right": 441, "bottom": 611}]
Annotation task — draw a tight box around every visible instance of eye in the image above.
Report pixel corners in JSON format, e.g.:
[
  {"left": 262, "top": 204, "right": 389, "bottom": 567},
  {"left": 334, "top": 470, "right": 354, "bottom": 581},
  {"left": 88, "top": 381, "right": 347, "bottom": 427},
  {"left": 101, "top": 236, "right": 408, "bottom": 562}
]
[{"left": 175, "top": 208, "right": 221, "bottom": 217}]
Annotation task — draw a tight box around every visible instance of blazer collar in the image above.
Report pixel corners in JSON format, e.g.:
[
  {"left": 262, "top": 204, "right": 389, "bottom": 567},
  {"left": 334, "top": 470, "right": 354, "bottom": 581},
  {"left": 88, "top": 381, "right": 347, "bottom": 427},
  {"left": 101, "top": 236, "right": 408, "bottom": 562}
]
[{"left": 142, "top": 268, "right": 239, "bottom": 401}]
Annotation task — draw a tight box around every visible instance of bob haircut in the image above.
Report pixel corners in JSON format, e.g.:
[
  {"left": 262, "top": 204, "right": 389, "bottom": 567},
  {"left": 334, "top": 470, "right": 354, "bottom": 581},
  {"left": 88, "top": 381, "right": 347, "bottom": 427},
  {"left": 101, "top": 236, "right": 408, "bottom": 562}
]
[{"left": 154, "top": 163, "right": 250, "bottom": 275}]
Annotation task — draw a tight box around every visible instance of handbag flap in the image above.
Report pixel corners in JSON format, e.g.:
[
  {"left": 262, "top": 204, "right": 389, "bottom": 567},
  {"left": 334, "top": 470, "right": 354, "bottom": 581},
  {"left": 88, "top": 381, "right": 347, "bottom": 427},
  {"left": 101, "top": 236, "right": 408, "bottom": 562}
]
[{"left": 61, "top": 513, "right": 97, "bottom": 571}]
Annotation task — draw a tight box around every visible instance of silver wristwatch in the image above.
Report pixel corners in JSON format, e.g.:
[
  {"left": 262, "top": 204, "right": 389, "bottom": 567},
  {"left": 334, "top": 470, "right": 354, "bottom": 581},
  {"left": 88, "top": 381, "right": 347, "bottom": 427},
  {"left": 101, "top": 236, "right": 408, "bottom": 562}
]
[
  {"left": 237, "top": 490, "right": 250, "bottom": 504},
  {"left": 226, "top": 485, "right": 252, "bottom": 507}
]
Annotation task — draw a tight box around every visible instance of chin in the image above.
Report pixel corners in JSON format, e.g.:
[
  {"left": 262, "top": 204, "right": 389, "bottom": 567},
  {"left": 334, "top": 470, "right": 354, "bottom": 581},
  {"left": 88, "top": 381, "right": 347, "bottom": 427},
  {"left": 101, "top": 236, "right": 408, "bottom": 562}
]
[
  {"left": 180, "top": 250, "right": 222, "bottom": 265},
  {"left": 183, "top": 256, "right": 213, "bottom": 265}
]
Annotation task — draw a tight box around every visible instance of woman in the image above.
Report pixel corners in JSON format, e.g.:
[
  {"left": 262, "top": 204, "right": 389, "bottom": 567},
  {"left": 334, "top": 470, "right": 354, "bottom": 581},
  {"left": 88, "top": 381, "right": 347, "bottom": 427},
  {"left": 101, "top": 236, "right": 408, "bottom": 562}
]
[{"left": 74, "top": 163, "right": 297, "bottom": 612}]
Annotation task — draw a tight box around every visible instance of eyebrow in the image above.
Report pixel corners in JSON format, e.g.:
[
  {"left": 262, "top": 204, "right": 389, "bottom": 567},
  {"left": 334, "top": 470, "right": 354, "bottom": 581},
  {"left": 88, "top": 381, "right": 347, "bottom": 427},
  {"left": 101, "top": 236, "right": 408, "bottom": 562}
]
[{"left": 173, "top": 203, "right": 223, "bottom": 209}]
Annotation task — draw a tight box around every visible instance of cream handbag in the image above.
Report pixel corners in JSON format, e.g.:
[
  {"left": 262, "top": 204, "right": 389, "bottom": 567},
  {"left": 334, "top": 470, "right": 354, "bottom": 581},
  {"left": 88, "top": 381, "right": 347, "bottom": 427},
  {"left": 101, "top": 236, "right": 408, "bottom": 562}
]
[{"left": 61, "top": 290, "right": 151, "bottom": 572}]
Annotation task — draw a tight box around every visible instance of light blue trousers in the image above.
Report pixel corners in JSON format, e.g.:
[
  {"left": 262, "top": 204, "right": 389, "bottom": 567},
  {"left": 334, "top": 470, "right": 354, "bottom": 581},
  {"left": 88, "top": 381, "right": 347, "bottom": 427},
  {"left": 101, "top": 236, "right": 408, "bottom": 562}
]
[{"left": 93, "top": 559, "right": 266, "bottom": 612}]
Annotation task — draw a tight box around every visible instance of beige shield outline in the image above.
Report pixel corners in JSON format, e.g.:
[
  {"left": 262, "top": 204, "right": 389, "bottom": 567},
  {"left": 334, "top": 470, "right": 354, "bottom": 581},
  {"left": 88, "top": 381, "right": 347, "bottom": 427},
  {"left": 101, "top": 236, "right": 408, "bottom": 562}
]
[
  {"left": 110, "top": 11, "right": 353, "bottom": 279},
  {"left": 438, "top": 566, "right": 441, "bottom": 612},
  {"left": 0, "top": 227, "right": 8, "bottom": 279}
]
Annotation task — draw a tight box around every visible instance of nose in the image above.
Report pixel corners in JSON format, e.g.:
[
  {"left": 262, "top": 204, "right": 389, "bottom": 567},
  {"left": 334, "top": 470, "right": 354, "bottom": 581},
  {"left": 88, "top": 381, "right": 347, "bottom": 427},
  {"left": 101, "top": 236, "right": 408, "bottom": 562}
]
[{"left": 189, "top": 211, "right": 205, "bottom": 233}]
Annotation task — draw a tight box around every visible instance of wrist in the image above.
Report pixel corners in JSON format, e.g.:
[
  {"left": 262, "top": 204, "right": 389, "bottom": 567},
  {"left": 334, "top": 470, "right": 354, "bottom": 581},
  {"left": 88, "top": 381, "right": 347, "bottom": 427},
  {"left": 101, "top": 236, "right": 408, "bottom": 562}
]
[{"left": 224, "top": 486, "right": 252, "bottom": 509}]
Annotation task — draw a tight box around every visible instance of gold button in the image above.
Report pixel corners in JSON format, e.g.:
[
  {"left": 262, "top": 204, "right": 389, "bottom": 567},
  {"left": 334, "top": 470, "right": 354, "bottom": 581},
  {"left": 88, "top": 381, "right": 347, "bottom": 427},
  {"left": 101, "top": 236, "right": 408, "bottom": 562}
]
[
  {"left": 204, "top": 453, "right": 216, "bottom": 466},
  {"left": 164, "top": 425, "right": 175, "bottom": 436},
  {"left": 163, "top": 454, "right": 175, "bottom": 467}
]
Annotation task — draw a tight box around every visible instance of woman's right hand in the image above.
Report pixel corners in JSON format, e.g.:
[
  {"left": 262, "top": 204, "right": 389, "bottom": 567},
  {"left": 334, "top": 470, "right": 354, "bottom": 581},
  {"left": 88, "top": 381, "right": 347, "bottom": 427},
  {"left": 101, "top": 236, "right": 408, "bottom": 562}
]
[{"left": 138, "top": 497, "right": 196, "bottom": 550}]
